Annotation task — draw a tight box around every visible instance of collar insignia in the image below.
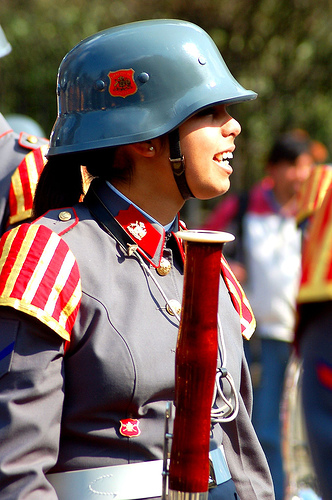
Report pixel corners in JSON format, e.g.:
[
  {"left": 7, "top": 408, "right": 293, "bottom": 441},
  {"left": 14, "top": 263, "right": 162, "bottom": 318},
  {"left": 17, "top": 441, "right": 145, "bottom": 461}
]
[
  {"left": 115, "top": 205, "right": 162, "bottom": 259},
  {"left": 127, "top": 221, "right": 147, "bottom": 240}
]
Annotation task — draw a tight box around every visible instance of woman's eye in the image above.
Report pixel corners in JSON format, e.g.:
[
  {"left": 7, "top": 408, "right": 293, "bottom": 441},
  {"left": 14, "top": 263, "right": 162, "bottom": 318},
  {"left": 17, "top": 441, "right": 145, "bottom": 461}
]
[{"left": 196, "top": 107, "right": 215, "bottom": 117}]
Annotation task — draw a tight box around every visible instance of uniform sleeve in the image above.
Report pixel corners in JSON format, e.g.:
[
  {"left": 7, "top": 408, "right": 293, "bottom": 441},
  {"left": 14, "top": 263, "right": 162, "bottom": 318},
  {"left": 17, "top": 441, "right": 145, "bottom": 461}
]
[{"left": 0, "top": 308, "right": 65, "bottom": 499}]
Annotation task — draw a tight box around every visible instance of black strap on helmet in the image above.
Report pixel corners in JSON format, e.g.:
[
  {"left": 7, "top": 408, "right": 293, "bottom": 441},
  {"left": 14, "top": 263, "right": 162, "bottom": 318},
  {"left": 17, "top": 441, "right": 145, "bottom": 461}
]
[{"left": 168, "top": 128, "right": 194, "bottom": 200}]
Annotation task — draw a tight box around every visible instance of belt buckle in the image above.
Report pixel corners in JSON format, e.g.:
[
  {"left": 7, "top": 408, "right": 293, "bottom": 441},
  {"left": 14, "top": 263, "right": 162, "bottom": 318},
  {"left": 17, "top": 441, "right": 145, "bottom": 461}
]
[{"left": 208, "top": 458, "right": 217, "bottom": 489}]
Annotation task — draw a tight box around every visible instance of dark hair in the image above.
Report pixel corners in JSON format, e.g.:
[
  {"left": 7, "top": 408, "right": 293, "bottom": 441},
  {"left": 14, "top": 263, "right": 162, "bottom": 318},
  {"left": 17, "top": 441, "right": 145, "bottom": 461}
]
[
  {"left": 267, "top": 132, "right": 312, "bottom": 165},
  {"left": 33, "top": 146, "right": 130, "bottom": 218}
]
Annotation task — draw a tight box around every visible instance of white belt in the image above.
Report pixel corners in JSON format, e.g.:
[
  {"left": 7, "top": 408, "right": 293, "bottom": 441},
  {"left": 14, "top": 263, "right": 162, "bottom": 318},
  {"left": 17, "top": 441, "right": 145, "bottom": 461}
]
[
  {"left": 47, "top": 460, "right": 163, "bottom": 500},
  {"left": 47, "top": 447, "right": 231, "bottom": 500}
]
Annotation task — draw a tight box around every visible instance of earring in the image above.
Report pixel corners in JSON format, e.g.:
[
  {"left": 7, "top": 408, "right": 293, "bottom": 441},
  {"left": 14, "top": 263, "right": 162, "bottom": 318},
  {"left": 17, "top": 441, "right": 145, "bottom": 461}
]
[{"left": 149, "top": 146, "right": 154, "bottom": 151}]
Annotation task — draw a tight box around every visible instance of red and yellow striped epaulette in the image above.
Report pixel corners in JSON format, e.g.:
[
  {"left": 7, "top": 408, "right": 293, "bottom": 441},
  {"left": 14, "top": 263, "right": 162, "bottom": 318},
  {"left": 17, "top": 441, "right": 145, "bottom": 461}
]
[
  {"left": 298, "top": 185, "right": 332, "bottom": 303},
  {"left": 220, "top": 255, "right": 256, "bottom": 340},
  {"left": 296, "top": 164, "right": 332, "bottom": 226},
  {"left": 0, "top": 223, "right": 81, "bottom": 341},
  {"left": 8, "top": 144, "right": 48, "bottom": 226},
  {"left": 176, "top": 221, "right": 255, "bottom": 339}
]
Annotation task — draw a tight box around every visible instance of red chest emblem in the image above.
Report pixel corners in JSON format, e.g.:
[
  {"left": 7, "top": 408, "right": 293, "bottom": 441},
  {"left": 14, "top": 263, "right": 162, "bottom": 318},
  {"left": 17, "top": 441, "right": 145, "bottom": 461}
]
[
  {"left": 108, "top": 69, "right": 137, "bottom": 98},
  {"left": 119, "top": 418, "right": 141, "bottom": 437}
]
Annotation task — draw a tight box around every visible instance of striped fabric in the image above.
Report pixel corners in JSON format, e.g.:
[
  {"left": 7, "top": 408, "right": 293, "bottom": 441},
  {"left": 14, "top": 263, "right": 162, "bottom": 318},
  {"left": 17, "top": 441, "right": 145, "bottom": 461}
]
[
  {"left": 8, "top": 145, "right": 48, "bottom": 226},
  {"left": 221, "top": 255, "right": 256, "bottom": 340},
  {"left": 298, "top": 185, "right": 332, "bottom": 303},
  {"left": 296, "top": 164, "right": 332, "bottom": 226},
  {"left": 0, "top": 224, "right": 81, "bottom": 340},
  {"left": 178, "top": 221, "right": 256, "bottom": 340}
]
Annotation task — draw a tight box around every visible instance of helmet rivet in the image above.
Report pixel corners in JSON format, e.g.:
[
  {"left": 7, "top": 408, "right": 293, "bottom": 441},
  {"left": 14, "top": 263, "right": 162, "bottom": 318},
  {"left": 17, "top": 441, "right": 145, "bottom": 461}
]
[
  {"left": 138, "top": 72, "right": 150, "bottom": 83},
  {"left": 198, "top": 56, "right": 206, "bottom": 65},
  {"left": 95, "top": 79, "right": 106, "bottom": 91}
]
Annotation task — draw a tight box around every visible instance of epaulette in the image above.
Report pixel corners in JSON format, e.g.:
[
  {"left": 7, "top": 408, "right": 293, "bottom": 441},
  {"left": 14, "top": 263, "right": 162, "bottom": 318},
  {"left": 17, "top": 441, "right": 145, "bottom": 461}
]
[
  {"left": 297, "top": 185, "right": 332, "bottom": 304},
  {"left": 220, "top": 255, "right": 256, "bottom": 340},
  {"left": 18, "top": 131, "right": 49, "bottom": 150},
  {"left": 296, "top": 164, "right": 332, "bottom": 226},
  {"left": 0, "top": 223, "right": 81, "bottom": 341},
  {"left": 175, "top": 219, "right": 255, "bottom": 339},
  {"left": 8, "top": 145, "right": 48, "bottom": 226}
]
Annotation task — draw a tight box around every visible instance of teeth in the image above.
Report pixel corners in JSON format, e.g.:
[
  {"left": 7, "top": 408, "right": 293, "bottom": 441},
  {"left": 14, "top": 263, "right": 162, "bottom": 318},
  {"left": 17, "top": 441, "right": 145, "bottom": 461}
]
[{"left": 214, "top": 151, "right": 233, "bottom": 163}]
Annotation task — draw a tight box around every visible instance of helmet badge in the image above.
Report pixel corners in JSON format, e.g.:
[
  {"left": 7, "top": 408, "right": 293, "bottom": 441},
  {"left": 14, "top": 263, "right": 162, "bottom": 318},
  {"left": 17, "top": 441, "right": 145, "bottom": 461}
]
[{"left": 108, "top": 68, "right": 137, "bottom": 98}]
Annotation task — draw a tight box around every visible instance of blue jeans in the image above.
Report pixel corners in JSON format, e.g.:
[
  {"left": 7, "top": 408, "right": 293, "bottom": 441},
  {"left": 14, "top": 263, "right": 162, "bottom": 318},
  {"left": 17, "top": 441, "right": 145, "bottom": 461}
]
[
  {"left": 208, "top": 479, "right": 240, "bottom": 499},
  {"left": 150, "top": 479, "right": 239, "bottom": 500},
  {"left": 252, "top": 338, "right": 291, "bottom": 500},
  {"left": 301, "top": 304, "right": 332, "bottom": 500}
]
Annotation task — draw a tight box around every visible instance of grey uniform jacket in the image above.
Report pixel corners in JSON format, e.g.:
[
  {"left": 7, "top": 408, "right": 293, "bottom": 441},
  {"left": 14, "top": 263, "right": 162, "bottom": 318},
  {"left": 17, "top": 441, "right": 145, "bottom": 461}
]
[{"left": 0, "top": 179, "right": 274, "bottom": 499}]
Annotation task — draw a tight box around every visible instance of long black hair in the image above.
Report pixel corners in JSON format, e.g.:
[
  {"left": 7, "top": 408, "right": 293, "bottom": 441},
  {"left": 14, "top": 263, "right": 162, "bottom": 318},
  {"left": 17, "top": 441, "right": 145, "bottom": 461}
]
[{"left": 33, "top": 146, "right": 131, "bottom": 218}]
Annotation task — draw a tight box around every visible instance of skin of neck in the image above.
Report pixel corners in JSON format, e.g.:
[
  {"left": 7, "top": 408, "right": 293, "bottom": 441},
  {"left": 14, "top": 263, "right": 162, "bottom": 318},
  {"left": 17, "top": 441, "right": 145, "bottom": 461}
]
[{"left": 111, "top": 142, "right": 185, "bottom": 226}]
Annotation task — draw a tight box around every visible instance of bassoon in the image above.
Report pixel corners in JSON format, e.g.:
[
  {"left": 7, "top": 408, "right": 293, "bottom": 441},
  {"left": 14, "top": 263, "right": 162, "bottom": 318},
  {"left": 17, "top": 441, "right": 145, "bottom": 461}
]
[{"left": 165, "top": 230, "right": 234, "bottom": 500}]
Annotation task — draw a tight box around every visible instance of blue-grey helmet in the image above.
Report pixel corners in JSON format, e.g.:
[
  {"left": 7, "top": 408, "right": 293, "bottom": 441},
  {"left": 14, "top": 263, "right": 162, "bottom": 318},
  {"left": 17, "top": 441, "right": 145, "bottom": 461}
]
[{"left": 48, "top": 19, "right": 256, "bottom": 157}]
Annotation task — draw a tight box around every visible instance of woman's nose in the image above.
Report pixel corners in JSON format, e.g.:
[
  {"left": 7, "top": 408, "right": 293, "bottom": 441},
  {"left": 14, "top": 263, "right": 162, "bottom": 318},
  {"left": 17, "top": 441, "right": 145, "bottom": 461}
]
[{"left": 222, "top": 116, "right": 241, "bottom": 138}]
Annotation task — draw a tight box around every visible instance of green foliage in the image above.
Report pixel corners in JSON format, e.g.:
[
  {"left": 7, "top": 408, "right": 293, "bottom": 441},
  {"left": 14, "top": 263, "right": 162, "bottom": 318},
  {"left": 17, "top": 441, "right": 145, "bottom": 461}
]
[{"left": 1, "top": 0, "right": 331, "bottom": 207}]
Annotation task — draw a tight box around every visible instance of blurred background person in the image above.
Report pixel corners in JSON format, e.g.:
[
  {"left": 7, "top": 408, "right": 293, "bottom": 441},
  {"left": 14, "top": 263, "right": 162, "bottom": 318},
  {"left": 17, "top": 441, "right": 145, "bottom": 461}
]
[
  {"left": 203, "top": 130, "right": 320, "bottom": 500},
  {"left": 281, "top": 164, "right": 332, "bottom": 500},
  {"left": 296, "top": 175, "right": 332, "bottom": 500},
  {"left": 282, "top": 163, "right": 332, "bottom": 499}
]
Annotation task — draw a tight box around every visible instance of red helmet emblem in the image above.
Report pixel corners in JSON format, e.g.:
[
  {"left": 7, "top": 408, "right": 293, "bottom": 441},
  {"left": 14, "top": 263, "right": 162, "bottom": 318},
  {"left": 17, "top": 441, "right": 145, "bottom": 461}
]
[
  {"left": 108, "top": 69, "right": 137, "bottom": 98},
  {"left": 119, "top": 418, "right": 141, "bottom": 437}
]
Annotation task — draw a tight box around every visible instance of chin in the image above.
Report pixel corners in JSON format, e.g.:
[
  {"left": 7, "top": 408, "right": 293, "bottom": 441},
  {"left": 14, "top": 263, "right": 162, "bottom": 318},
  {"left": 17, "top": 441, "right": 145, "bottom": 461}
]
[
  {"left": 195, "top": 184, "right": 230, "bottom": 200},
  {"left": 212, "top": 180, "right": 231, "bottom": 198}
]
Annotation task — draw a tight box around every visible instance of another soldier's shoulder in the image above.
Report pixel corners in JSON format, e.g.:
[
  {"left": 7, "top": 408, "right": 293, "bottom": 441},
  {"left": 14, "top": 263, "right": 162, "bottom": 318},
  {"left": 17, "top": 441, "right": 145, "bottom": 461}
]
[{"left": 18, "top": 131, "right": 49, "bottom": 151}]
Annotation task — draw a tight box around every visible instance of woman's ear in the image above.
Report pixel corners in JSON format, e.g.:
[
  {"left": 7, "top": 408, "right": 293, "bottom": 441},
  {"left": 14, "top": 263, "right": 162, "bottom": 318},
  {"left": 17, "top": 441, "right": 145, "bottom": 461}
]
[{"left": 129, "top": 141, "right": 157, "bottom": 158}]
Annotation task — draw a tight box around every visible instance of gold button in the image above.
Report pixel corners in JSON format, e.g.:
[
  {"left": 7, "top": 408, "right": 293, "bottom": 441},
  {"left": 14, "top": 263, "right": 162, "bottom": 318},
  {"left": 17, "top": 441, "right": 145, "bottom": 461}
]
[
  {"left": 59, "top": 211, "right": 72, "bottom": 221},
  {"left": 166, "top": 299, "right": 181, "bottom": 316},
  {"left": 27, "top": 135, "right": 38, "bottom": 144},
  {"left": 156, "top": 257, "right": 172, "bottom": 276}
]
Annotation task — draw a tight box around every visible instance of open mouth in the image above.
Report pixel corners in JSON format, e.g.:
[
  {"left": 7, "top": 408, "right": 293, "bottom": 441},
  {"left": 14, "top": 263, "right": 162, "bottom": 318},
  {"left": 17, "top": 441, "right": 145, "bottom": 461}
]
[{"left": 213, "top": 151, "right": 233, "bottom": 169}]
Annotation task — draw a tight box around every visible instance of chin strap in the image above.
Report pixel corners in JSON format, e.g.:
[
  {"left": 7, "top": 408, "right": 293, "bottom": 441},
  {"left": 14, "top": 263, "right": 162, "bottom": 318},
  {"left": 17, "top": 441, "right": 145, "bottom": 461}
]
[{"left": 168, "top": 128, "right": 194, "bottom": 200}]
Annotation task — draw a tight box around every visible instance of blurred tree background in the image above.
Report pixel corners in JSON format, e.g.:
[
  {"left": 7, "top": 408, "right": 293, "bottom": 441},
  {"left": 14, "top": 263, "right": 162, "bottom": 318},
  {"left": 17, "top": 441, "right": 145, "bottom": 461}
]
[{"left": 1, "top": 0, "right": 331, "bottom": 225}]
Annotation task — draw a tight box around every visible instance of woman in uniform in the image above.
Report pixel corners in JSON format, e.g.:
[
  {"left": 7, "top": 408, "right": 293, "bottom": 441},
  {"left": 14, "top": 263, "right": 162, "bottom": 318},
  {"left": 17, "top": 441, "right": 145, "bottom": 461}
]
[{"left": 0, "top": 20, "right": 274, "bottom": 500}]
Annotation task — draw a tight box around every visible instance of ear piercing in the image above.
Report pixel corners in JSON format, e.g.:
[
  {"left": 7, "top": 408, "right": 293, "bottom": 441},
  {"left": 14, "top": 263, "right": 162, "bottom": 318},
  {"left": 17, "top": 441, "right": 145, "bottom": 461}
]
[{"left": 149, "top": 146, "right": 154, "bottom": 151}]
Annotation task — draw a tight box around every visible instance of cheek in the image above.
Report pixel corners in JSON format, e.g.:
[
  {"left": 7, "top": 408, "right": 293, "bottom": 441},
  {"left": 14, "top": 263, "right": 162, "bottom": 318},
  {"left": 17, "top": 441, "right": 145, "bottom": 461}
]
[
  {"left": 181, "top": 127, "right": 213, "bottom": 155},
  {"left": 182, "top": 139, "right": 208, "bottom": 174}
]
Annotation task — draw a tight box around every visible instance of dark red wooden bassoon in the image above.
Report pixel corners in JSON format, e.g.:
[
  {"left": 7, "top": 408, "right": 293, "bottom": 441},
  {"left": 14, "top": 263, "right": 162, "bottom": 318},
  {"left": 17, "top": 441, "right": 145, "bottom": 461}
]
[{"left": 167, "top": 230, "right": 234, "bottom": 499}]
